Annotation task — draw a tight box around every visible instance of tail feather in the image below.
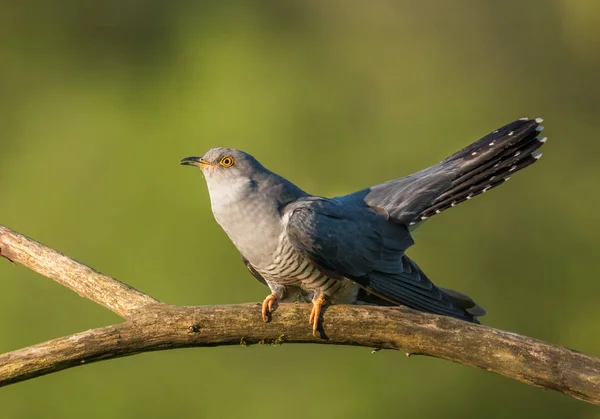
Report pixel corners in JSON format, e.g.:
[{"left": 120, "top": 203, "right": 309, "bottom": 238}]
[
  {"left": 447, "top": 129, "right": 544, "bottom": 195},
  {"left": 423, "top": 141, "right": 543, "bottom": 218},
  {"left": 410, "top": 117, "right": 546, "bottom": 224}
]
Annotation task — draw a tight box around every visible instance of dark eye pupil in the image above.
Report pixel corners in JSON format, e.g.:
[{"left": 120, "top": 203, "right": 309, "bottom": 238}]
[{"left": 224, "top": 158, "right": 230, "bottom": 164}]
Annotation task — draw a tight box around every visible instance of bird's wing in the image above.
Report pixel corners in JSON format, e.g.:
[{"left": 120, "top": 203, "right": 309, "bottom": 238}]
[
  {"left": 284, "top": 198, "right": 474, "bottom": 320},
  {"left": 241, "top": 254, "right": 268, "bottom": 286},
  {"left": 341, "top": 118, "right": 545, "bottom": 225}
]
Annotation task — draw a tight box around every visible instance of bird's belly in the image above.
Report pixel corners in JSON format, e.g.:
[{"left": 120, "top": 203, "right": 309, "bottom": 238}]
[
  {"left": 259, "top": 250, "right": 322, "bottom": 287},
  {"left": 258, "top": 238, "right": 360, "bottom": 303}
]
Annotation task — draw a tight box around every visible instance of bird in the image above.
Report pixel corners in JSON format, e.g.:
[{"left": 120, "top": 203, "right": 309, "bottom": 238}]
[{"left": 181, "top": 117, "right": 546, "bottom": 336}]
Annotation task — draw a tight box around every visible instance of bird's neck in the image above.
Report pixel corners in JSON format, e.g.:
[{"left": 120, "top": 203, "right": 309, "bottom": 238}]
[{"left": 208, "top": 174, "right": 307, "bottom": 267}]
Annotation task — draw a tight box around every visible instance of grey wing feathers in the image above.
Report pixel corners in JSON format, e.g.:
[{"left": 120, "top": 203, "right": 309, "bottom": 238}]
[
  {"left": 285, "top": 198, "right": 412, "bottom": 278},
  {"left": 344, "top": 118, "right": 545, "bottom": 225},
  {"left": 438, "top": 287, "right": 486, "bottom": 317},
  {"left": 341, "top": 164, "right": 457, "bottom": 225},
  {"left": 284, "top": 198, "right": 481, "bottom": 322},
  {"left": 368, "top": 256, "right": 482, "bottom": 321},
  {"left": 241, "top": 254, "right": 268, "bottom": 286}
]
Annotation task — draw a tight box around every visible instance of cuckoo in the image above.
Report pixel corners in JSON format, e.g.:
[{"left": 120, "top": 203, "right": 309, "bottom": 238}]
[{"left": 181, "top": 117, "right": 546, "bottom": 335}]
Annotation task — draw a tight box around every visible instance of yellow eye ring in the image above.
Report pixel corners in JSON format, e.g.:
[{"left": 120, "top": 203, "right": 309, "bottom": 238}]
[{"left": 219, "top": 156, "right": 234, "bottom": 167}]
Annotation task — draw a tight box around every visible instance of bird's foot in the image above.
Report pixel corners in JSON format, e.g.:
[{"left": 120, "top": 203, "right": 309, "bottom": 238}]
[
  {"left": 261, "top": 293, "right": 278, "bottom": 322},
  {"left": 309, "top": 294, "right": 327, "bottom": 336}
]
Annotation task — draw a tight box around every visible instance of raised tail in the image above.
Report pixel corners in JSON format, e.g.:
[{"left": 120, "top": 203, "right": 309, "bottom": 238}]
[
  {"left": 410, "top": 117, "right": 546, "bottom": 224},
  {"left": 346, "top": 117, "right": 547, "bottom": 226}
]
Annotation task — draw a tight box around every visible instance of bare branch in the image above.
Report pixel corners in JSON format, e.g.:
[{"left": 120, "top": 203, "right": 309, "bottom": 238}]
[
  {"left": 1, "top": 224, "right": 599, "bottom": 406},
  {"left": 0, "top": 225, "right": 159, "bottom": 317}
]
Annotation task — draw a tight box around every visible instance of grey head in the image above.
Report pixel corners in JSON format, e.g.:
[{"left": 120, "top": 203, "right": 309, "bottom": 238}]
[
  {"left": 181, "top": 147, "right": 308, "bottom": 266},
  {"left": 181, "top": 147, "right": 265, "bottom": 185}
]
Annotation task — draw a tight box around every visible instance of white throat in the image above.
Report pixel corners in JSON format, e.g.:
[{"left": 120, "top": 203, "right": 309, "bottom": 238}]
[{"left": 205, "top": 175, "right": 282, "bottom": 267}]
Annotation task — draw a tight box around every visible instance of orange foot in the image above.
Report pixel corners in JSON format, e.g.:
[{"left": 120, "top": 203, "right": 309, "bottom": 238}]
[
  {"left": 261, "top": 293, "right": 278, "bottom": 322},
  {"left": 309, "top": 294, "right": 327, "bottom": 336}
]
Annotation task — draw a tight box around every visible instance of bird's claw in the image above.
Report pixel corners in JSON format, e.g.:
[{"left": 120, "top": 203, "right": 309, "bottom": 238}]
[
  {"left": 261, "top": 293, "right": 278, "bottom": 322},
  {"left": 309, "top": 294, "right": 327, "bottom": 336}
]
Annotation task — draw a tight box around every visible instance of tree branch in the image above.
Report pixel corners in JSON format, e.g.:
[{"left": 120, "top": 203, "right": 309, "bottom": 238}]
[
  {"left": 0, "top": 225, "right": 158, "bottom": 317},
  {"left": 0, "top": 225, "right": 599, "bottom": 405}
]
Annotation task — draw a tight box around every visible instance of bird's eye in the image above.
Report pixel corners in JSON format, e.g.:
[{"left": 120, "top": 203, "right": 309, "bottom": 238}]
[{"left": 219, "top": 156, "right": 234, "bottom": 167}]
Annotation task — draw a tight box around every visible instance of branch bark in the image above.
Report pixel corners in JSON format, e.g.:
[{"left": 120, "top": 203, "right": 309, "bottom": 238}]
[
  {"left": 0, "top": 225, "right": 157, "bottom": 317},
  {"left": 0, "top": 225, "right": 599, "bottom": 405}
]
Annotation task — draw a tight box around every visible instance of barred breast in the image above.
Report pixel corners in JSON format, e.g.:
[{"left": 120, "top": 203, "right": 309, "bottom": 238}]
[{"left": 256, "top": 233, "right": 360, "bottom": 303}]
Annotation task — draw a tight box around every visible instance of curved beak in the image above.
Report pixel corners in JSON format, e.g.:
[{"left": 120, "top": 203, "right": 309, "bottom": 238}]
[{"left": 180, "top": 156, "right": 216, "bottom": 168}]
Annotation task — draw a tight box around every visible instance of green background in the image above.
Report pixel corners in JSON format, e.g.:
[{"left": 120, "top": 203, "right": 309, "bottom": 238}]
[{"left": 1, "top": 1, "right": 599, "bottom": 418}]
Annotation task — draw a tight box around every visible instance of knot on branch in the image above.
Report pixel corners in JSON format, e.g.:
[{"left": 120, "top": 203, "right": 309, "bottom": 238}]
[{"left": 188, "top": 324, "right": 201, "bottom": 334}]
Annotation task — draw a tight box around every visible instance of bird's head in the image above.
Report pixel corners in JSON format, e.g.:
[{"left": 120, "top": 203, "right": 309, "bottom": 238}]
[
  {"left": 181, "top": 147, "right": 307, "bottom": 214},
  {"left": 180, "top": 147, "right": 266, "bottom": 187}
]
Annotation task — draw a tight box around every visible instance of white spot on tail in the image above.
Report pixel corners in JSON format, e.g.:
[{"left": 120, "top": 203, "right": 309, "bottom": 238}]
[
  {"left": 421, "top": 216, "right": 428, "bottom": 220},
  {"left": 514, "top": 151, "right": 521, "bottom": 157},
  {"left": 532, "top": 151, "right": 543, "bottom": 160},
  {"left": 504, "top": 176, "right": 511, "bottom": 181},
  {"left": 519, "top": 117, "right": 529, "bottom": 121},
  {"left": 471, "top": 151, "right": 477, "bottom": 156},
  {"left": 435, "top": 209, "right": 441, "bottom": 214},
  {"left": 466, "top": 194, "right": 473, "bottom": 200},
  {"left": 508, "top": 131, "right": 514, "bottom": 136},
  {"left": 538, "top": 137, "right": 547, "bottom": 143},
  {"left": 535, "top": 117, "right": 544, "bottom": 123},
  {"left": 489, "top": 141, "right": 495, "bottom": 146},
  {"left": 483, "top": 185, "right": 491, "bottom": 192},
  {"left": 489, "top": 176, "right": 496, "bottom": 180},
  {"left": 509, "top": 165, "right": 517, "bottom": 171},
  {"left": 493, "top": 129, "right": 499, "bottom": 134},
  {"left": 451, "top": 201, "right": 457, "bottom": 207}
]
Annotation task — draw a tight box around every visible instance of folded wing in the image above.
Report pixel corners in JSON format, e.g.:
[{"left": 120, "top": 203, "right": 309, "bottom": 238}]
[{"left": 284, "top": 198, "right": 481, "bottom": 322}]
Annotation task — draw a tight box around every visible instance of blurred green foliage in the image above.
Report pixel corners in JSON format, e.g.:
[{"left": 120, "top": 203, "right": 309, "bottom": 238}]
[{"left": 1, "top": 1, "right": 600, "bottom": 418}]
